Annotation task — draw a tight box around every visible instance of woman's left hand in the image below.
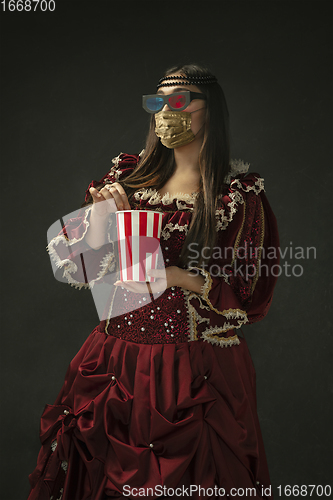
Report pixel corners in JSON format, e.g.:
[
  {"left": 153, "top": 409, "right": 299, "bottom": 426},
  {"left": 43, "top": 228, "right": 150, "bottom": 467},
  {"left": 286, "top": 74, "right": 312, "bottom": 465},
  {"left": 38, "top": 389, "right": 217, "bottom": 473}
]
[{"left": 114, "top": 266, "right": 181, "bottom": 294}]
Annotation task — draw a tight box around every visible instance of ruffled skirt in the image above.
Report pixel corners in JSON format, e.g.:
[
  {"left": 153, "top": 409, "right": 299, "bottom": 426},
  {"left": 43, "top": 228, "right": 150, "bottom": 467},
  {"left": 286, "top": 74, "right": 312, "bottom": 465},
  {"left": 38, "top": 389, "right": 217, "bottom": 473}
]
[{"left": 28, "top": 329, "right": 273, "bottom": 500}]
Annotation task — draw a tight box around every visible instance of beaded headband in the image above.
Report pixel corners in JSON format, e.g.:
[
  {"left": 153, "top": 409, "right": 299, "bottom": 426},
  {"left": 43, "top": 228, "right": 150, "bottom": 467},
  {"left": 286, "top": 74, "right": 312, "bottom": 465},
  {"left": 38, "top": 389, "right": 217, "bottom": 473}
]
[{"left": 157, "top": 74, "right": 218, "bottom": 89}]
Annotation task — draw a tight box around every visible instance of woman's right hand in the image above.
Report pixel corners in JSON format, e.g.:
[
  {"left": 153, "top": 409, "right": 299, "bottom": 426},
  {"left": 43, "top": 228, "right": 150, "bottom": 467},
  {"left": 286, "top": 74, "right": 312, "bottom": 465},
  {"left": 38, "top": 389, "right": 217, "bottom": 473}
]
[{"left": 89, "top": 182, "right": 131, "bottom": 217}]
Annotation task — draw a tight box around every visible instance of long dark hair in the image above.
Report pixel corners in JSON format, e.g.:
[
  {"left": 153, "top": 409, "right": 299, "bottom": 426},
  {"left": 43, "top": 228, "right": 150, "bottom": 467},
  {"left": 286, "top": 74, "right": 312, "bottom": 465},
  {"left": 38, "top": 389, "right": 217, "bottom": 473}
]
[{"left": 87, "top": 63, "right": 230, "bottom": 269}]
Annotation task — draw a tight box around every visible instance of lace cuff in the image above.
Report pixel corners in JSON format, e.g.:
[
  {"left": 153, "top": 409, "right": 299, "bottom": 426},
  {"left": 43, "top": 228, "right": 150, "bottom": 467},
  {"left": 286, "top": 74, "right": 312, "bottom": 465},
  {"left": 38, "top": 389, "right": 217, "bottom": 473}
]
[
  {"left": 186, "top": 266, "right": 249, "bottom": 328},
  {"left": 47, "top": 206, "right": 115, "bottom": 289}
]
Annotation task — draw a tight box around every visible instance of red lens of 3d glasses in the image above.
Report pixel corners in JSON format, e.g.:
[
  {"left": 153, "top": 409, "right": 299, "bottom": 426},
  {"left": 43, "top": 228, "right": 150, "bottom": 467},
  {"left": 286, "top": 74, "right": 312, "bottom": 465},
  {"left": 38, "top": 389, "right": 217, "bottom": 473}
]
[{"left": 168, "top": 94, "right": 187, "bottom": 109}]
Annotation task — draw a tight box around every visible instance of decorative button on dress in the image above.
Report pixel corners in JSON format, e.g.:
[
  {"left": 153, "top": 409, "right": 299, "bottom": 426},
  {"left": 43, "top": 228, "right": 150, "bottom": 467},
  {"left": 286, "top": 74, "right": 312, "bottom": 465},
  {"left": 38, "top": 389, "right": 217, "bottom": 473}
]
[{"left": 28, "top": 153, "right": 280, "bottom": 500}]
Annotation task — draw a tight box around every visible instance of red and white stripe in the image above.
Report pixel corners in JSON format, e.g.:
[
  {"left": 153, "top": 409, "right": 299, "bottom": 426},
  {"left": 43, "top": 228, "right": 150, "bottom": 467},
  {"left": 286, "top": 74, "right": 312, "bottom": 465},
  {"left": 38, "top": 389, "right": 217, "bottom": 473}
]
[{"left": 116, "top": 210, "right": 163, "bottom": 282}]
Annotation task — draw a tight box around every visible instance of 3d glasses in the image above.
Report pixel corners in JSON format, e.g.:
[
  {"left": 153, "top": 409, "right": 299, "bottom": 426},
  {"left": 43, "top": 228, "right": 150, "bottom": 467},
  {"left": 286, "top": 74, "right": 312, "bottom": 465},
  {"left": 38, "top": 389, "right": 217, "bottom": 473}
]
[{"left": 142, "top": 91, "right": 207, "bottom": 114}]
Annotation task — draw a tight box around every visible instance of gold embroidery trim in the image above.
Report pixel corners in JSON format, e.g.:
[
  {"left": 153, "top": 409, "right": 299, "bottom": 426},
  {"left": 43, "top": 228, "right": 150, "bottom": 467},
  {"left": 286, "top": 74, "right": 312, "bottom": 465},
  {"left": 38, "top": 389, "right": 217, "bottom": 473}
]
[
  {"left": 181, "top": 287, "right": 246, "bottom": 348},
  {"left": 133, "top": 187, "right": 197, "bottom": 209},
  {"left": 215, "top": 191, "right": 244, "bottom": 232},
  {"left": 161, "top": 222, "right": 189, "bottom": 241},
  {"left": 230, "top": 176, "right": 265, "bottom": 195},
  {"left": 250, "top": 199, "right": 265, "bottom": 295},
  {"left": 230, "top": 200, "right": 246, "bottom": 268},
  {"left": 202, "top": 331, "right": 241, "bottom": 348},
  {"left": 187, "top": 295, "right": 199, "bottom": 342}
]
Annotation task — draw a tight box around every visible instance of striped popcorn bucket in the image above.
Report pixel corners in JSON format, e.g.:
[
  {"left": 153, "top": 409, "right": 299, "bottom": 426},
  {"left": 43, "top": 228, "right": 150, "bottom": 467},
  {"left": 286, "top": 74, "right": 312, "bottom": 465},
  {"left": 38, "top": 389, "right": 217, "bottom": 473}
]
[{"left": 116, "top": 210, "right": 163, "bottom": 282}]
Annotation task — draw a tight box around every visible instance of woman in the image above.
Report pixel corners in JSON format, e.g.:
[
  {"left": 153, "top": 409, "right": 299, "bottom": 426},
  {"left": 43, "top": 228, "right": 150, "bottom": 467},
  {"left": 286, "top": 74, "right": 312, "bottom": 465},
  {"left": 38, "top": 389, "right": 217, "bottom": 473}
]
[{"left": 28, "top": 64, "right": 279, "bottom": 500}]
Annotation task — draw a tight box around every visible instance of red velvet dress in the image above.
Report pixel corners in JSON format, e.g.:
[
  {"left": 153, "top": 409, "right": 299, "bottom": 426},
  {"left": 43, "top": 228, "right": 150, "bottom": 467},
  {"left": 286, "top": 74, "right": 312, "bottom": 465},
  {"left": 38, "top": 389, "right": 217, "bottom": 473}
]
[{"left": 28, "top": 153, "right": 279, "bottom": 500}]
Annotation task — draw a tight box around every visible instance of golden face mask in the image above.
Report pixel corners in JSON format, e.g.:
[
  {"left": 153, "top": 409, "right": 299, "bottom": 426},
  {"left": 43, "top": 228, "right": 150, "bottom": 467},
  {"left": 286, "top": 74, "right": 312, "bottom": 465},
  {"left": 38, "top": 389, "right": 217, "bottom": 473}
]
[{"left": 154, "top": 110, "right": 196, "bottom": 149}]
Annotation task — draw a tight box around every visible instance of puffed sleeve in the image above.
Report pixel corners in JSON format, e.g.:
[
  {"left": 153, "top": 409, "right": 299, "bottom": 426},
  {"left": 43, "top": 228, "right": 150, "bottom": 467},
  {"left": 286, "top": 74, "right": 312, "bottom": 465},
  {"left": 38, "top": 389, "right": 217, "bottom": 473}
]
[
  {"left": 46, "top": 153, "right": 140, "bottom": 289},
  {"left": 183, "top": 171, "right": 280, "bottom": 345}
]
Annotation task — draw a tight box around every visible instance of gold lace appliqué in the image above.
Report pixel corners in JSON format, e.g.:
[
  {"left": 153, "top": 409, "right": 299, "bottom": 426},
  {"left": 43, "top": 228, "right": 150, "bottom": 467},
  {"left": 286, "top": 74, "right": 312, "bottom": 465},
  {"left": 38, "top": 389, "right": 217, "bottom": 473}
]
[
  {"left": 181, "top": 286, "right": 245, "bottom": 348},
  {"left": 215, "top": 191, "right": 245, "bottom": 232},
  {"left": 161, "top": 222, "right": 189, "bottom": 241},
  {"left": 230, "top": 176, "right": 265, "bottom": 195},
  {"left": 133, "top": 188, "right": 197, "bottom": 210}
]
